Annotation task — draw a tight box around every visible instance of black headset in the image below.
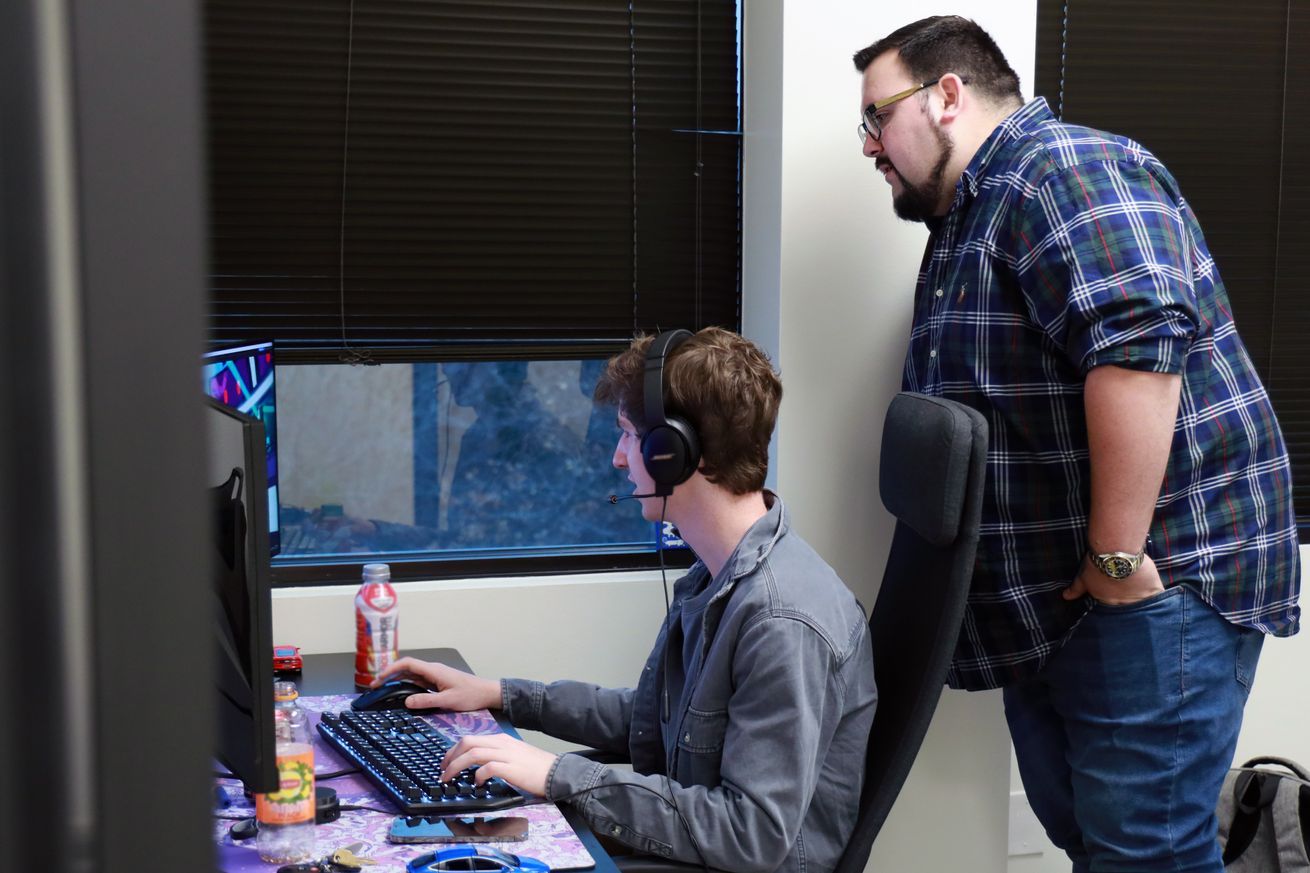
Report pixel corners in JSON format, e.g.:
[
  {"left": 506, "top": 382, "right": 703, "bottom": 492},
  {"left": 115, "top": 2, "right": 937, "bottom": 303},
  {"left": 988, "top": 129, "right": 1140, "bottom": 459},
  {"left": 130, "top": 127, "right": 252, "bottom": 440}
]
[{"left": 641, "top": 329, "right": 702, "bottom": 496}]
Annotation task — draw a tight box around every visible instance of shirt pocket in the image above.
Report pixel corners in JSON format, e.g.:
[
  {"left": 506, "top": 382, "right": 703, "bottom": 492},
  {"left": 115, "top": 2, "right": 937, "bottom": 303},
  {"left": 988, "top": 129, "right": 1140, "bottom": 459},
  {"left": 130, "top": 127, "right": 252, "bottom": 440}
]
[{"left": 675, "top": 706, "right": 728, "bottom": 786}]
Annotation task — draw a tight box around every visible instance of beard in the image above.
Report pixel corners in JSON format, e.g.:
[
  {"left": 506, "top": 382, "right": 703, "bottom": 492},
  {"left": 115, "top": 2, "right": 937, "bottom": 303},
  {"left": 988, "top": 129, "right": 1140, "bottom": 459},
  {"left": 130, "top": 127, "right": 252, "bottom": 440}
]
[{"left": 889, "top": 122, "right": 953, "bottom": 223}]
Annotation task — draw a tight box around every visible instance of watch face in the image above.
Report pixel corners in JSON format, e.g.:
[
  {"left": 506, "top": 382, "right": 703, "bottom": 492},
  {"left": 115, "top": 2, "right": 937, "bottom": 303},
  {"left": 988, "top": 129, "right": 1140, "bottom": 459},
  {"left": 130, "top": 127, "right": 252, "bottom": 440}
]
[{"left": 1102, "top": 555, "right": 1133, "bottom": 578}]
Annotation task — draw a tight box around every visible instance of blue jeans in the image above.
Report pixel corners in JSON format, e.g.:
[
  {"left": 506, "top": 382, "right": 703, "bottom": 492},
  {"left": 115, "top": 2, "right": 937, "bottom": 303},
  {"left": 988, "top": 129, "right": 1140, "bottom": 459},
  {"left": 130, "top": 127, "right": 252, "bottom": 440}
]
[{"left": 1005, "top": 585, "right": 1264, "bottom": 872}]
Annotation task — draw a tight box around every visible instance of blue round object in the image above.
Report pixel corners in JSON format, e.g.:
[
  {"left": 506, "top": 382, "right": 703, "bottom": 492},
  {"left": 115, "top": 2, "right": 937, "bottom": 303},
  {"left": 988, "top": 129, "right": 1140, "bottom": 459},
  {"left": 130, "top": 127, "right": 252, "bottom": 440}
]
[{"left": 405, "top": 844, "right": 550, "bottom": 872}]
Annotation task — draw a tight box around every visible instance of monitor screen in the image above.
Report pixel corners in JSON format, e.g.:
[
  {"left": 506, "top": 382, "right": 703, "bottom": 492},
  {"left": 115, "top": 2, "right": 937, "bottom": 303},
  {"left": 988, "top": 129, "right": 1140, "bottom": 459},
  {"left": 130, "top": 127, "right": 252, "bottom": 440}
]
[
  {"left": 205, "top": 397, "right": 278, "bottom": 793},
  {"left": 203, "top": 341, "right": 281, "bottom": 555}
]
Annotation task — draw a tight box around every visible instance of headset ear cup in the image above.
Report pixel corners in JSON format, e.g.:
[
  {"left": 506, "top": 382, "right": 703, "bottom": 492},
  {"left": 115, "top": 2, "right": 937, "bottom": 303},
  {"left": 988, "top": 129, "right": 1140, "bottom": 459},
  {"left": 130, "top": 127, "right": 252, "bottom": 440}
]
[
  {"left": 670, "top": 416, "right": 701, "bottom": 483},
  {"left": 641, "top": 417, "right": 700, "bottom": 494},
  {"left": 640, "top": 329, "right": 701, "bottom": 496}
]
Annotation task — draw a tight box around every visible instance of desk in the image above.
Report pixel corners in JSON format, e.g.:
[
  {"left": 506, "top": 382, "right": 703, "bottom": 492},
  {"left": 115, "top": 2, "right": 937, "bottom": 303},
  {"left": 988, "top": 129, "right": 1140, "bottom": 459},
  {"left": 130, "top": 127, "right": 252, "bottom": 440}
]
[{"left": 216, "top": 649, "right": 618, "bottom": 872}]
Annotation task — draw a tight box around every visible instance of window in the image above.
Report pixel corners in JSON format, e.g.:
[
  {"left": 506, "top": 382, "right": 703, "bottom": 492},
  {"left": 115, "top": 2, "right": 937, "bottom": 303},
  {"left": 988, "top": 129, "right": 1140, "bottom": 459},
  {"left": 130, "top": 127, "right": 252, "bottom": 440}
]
[
  {"left": 1034, "top": 0, "right": 1310, "bottom": 539},
  {"left": 204, "top": 0, "right": 742, "bottom": 581},
  {"left": 272, "top": 359, "right": 671, "bottom": 583}
]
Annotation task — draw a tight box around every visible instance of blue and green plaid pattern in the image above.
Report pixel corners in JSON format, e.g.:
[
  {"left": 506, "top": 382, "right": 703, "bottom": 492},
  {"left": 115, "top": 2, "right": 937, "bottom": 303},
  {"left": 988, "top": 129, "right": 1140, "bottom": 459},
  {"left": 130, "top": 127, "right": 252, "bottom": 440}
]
[{"left": 903, "top": 98, "right": 1301, "bottom": 691}]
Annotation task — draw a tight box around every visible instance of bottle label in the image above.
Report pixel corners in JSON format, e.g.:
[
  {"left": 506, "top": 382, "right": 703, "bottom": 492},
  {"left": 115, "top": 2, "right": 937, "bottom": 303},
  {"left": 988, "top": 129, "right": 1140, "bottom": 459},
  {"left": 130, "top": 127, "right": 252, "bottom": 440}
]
[
  {"left": 362, "top": 587, "right": 395, "bottom": 610},
  {"left": 355, "top": 582, "right": 399, "bottom": 687},
  {"left": 255, "top": 744, "right": 315, "bottom": 825}
]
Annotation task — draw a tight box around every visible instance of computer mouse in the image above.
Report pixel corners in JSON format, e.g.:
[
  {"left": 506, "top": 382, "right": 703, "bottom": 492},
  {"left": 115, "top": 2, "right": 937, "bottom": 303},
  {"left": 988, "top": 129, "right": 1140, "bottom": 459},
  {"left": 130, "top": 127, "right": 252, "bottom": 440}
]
[{"left": 351, "top": 678, "right": 431, "bottom": 711}]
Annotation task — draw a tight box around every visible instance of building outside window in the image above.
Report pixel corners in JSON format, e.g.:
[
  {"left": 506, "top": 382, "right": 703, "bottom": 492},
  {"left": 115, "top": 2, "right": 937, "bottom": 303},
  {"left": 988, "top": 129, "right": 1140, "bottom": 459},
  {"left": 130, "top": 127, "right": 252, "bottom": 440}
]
[{"left": 273, "top": 360, "right": 654, "bottom": 561}]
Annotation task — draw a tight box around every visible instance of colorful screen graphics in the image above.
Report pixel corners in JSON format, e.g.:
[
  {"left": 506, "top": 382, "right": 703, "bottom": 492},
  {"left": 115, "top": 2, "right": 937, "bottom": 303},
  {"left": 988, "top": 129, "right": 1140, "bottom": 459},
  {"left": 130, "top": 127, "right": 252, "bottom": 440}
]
[{"left": 203, "top": 340, "right": 281, "bottom": 556}]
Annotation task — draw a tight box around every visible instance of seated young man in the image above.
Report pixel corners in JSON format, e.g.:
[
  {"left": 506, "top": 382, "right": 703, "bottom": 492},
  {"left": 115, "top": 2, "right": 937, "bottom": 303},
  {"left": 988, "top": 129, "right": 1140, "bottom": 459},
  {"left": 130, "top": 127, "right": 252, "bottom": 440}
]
[{"left": 376, "top": 327, "right": 877, "bottom": 872}]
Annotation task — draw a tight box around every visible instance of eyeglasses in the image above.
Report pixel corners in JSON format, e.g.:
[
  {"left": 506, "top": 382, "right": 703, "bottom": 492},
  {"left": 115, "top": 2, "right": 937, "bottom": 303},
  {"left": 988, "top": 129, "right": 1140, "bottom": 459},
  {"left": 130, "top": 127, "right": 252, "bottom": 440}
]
[{"left": 858, "top": 78, "right": 940, "bottom": 144}]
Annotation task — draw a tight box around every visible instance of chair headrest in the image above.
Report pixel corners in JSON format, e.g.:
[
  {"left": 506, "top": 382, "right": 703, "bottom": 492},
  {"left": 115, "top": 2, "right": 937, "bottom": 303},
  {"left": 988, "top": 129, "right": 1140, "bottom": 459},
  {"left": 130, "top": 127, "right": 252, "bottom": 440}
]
[{"left": 879, "top": 393, "right": 983, "bottom": 547}]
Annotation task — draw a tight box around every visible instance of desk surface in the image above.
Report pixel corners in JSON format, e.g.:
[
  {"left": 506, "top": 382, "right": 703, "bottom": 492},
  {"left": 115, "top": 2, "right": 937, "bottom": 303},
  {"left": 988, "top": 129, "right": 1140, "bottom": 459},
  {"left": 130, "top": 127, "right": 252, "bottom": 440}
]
[
  {"left": 295, "top": 649, "right": 469, "bottom": 696},
  {"left": 282, "top": 649, "right": 618, "bottom": 873}
]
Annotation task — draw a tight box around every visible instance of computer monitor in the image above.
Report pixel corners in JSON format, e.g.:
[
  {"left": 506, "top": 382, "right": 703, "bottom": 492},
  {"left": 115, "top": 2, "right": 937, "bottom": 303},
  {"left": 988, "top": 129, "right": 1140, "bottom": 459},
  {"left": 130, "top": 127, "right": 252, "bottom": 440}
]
[
  {"left": 206, "top": 396, "right": 279, "bottom": 793},
  {"left": 203, "top": 340, "right": 281, "bottom": 556}
]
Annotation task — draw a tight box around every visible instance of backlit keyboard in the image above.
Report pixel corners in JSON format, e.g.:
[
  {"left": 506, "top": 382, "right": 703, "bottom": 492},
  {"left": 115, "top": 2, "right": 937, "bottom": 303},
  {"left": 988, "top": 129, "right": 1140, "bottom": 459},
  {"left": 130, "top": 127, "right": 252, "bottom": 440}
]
[{"left": 316, "top": 710, "right": 526, "bottom": 814}]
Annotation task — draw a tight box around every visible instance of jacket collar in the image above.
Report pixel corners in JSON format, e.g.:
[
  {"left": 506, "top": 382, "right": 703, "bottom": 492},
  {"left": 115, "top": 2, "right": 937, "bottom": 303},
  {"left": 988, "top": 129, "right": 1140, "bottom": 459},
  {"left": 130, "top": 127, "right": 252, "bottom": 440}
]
[
  {"left": 685, "top": 490, "right": 786, "bottom": 610},
  {"left": 719, "top": 490, "right": 786, "bottom": 583}
]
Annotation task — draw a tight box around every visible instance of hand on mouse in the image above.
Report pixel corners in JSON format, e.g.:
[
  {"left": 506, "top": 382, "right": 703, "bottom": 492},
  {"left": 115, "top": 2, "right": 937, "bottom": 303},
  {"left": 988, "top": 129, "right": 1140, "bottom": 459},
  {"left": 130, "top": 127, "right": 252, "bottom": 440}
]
[
  {"left": 441, "top": 732, "right": 558, "bottom": 798},
  {"left": 374, "top": 657, "right": 502, "bottom": 713}
]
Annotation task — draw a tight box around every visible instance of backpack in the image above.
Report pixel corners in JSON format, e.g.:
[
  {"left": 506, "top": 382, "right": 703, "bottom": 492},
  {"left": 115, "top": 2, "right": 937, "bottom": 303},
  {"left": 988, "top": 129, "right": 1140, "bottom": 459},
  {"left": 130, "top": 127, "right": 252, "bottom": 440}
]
[{"left": 1217, "top": 756, "right": 1310, "bottom": 871}]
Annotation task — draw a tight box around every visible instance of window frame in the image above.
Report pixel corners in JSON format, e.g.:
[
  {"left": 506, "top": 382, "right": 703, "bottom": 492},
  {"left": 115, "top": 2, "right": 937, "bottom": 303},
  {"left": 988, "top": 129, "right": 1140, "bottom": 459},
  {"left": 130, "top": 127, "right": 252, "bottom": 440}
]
[{"left": 273, "top": 549, "right": 695, "bottom": 587}]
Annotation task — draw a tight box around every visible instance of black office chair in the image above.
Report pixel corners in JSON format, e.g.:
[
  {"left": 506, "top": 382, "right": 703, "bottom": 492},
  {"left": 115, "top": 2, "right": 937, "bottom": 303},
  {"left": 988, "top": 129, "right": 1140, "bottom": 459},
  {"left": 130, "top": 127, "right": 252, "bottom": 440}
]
[
  {"left": 833, "top": 391, "right": 987, "bottom": 871},
  {"left": 599, "top": 392, "right": 988, "bottom": 873}
]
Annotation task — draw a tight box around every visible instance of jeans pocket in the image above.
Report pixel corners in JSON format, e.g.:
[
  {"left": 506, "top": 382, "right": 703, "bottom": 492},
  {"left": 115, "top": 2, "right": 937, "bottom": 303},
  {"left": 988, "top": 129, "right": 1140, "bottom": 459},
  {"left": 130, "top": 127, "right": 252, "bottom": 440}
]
[
  {"left": 1234, "top": 626, "right": 1264, "bottom": 692},
  {"left": 1088, "top": 583, "right": 1183, "bottom": 614}
]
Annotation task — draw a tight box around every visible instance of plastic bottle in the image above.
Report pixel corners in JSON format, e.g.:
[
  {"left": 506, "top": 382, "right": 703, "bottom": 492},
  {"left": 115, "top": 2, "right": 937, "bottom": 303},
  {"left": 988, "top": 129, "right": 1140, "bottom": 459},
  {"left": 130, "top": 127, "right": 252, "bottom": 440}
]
[
  {"left": 354, "top": 562, "right": 399, "bottom": 689},
  {"left": 256, "top": 680, "right": 316, "bottom": 863}
]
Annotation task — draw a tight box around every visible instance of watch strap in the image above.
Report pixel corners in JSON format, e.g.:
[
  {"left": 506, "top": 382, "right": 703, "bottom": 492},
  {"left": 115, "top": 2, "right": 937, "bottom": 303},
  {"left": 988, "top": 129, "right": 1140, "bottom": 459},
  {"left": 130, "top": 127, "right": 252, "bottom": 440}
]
[{"left": 1087, "top": 541, "right": 1148, "bottom": 579}]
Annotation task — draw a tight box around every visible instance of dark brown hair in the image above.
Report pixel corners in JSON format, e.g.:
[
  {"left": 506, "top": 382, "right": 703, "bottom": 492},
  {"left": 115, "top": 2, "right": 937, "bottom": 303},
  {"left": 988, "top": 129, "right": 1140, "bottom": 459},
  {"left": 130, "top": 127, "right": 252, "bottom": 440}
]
[
  {"left": 853, "top": 16, "right": 1022, "bottom": 108},
  {"left": 595, "top": 327, "right": 781, "bottom": 494}
]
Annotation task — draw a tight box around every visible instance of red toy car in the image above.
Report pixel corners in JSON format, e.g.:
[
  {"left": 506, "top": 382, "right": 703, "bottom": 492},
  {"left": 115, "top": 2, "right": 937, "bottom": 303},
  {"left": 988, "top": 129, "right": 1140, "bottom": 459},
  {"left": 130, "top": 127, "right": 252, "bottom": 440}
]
[{"left": 273, "top": 645, "right": 303, "bottom": 673}]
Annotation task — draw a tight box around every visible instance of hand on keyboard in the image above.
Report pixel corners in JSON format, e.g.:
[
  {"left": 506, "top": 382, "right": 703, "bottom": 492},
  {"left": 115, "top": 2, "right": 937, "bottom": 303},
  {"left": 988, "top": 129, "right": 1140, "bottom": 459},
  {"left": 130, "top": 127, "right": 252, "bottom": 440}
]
[
  {"left": 442, "top": 731, "right": 560, "bottom": 797},
  {"left": 316, "top": 710, "right": 526, "bottom": 814}
]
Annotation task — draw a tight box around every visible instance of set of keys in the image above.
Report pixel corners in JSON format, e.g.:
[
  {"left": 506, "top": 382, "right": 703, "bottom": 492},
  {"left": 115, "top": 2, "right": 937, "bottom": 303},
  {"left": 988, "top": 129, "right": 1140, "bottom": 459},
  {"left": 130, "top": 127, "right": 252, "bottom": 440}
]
[{"left": 276, "top": 843, "right": 379, "bottom": 873}]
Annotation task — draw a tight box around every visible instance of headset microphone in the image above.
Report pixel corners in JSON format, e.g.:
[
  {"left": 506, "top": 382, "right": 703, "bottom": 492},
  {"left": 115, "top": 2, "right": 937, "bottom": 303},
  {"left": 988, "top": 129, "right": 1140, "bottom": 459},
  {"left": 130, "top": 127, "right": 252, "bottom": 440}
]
[{"left": 608, "top": 493, "right": 657, "bottom": 503}]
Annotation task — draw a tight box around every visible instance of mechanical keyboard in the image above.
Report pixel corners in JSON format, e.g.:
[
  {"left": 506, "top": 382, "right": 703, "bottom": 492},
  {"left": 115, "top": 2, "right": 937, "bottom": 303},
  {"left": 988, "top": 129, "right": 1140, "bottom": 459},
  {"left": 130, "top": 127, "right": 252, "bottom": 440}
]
[{"left": 316, "top": 709, "right": 526, "bottom": 814}]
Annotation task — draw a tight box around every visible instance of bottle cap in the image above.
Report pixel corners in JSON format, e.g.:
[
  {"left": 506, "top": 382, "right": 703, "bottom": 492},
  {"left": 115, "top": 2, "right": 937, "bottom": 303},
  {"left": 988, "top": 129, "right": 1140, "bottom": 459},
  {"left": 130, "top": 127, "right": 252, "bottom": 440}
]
[
  {"left": 273, "top": 679, "right": 299, "bottom": 702},
  {"left": 362, "top": 562, "right": 391, "bottom": 583}
]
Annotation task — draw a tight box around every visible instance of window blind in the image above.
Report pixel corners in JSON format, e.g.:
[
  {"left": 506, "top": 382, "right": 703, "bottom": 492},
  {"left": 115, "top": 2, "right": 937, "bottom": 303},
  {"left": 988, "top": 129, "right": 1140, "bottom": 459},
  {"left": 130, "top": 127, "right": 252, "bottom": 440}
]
[
  {"left": 1034, "top": 0, "right": 1310, "bottom": 533},
  {"left": 204, "top": 0, "right": 742, "bottom": 362}
]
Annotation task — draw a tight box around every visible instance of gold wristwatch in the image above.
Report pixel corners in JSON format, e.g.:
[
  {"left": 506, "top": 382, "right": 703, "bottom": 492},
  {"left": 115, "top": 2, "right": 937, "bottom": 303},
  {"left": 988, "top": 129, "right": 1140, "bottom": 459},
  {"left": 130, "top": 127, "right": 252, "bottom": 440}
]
[{"left": 1087, "top": 541, "right": 1149, "bottom": 580}]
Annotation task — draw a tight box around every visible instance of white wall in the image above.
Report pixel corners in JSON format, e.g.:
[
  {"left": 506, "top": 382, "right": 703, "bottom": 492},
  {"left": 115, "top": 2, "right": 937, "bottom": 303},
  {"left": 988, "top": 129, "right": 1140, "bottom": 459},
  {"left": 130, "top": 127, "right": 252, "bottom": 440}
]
[
  {"left": 746, "top": 2, "right": 1035, "bottom": 871},
  {"left": 272, "top": 573, "right": 666, "bottom": 702},
  {"left": 1233, "top": 552, "right": 1310, "bottom": 764}
]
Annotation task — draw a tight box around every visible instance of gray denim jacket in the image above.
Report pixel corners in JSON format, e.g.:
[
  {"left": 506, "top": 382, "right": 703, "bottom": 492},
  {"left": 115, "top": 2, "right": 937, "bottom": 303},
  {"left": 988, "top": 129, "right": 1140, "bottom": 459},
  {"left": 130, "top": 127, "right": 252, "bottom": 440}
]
[{"left": 502, "top": 495, "right": 877, "bottom": 872}]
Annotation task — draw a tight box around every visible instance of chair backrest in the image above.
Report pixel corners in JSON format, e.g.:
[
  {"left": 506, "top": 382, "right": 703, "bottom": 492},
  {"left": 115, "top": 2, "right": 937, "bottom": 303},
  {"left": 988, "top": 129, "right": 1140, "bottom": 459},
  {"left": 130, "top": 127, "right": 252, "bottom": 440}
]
[{"left": 835, "top": 392, "right": 988, "bottom": 873}]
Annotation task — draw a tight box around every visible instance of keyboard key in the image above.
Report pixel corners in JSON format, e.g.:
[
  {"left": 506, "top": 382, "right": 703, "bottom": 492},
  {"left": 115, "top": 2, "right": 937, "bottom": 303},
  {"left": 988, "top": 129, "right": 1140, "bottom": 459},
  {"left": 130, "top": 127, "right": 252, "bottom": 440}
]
[{"left": 315, "top": 710, "right": 526, "bottom": 815}]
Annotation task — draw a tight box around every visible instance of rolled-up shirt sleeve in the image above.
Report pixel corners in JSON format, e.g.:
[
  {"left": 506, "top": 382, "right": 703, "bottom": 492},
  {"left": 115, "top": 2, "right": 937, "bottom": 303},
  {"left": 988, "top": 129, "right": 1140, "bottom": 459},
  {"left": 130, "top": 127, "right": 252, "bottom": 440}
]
[{"left": 1012, "top": 159, "right": 1201, "bottom": 376}]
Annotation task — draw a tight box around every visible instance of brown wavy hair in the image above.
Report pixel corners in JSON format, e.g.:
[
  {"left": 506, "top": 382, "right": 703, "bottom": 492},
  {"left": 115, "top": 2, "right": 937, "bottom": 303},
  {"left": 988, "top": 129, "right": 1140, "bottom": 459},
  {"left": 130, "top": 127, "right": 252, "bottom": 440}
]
[{"left": 594, "top": 327, "right": 781, "bottom": 494}]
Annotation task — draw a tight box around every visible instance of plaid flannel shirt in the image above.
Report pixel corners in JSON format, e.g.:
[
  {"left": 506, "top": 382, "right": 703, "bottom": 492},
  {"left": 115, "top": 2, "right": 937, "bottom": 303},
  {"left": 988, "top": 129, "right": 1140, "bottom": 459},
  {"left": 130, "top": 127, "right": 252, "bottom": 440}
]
[{"left": 903, "top": 98, "right": 1301, "bottom": 691}]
